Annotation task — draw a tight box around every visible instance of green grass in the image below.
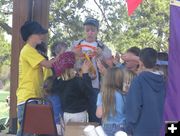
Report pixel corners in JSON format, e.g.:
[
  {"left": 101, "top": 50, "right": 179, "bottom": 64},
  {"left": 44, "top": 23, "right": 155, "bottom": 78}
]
[{"left": 0, "top": 90, "right": 9, "bottom": 118}]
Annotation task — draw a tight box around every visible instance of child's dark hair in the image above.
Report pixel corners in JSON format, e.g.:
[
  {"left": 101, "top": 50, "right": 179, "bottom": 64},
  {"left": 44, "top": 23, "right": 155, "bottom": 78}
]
[
  {"left": 127, "top": 46, "right": 140, "bottom": 56},
  {"left": 36, "top": 42, "right": 48, "bottom": 60},
  {"left": 157, "top": 52, "right": 168, "bottom": 61},
  {"left": 140, "top": 48, "right": 157, "bottom": 68}
]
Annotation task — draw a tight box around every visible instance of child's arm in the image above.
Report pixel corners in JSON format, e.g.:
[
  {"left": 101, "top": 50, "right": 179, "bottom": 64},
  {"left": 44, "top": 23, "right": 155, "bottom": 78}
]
[
  {"left": 96, "top": 93, "right": 103, "bottom": 118},
  {"left": 121, "top": 52, "right": 139, "bottom": 62},
  {"left": 81, "top": 60, "right": 91, "bottom": 74},
  {"left": 96, "top": 106, "right": 102, "bottom": 118},
  {"left": 81, "top": 60, "right": 93, "bottom": 97},
  {"left": 40, "top": 59, "right": 55, "bottom": 68},
  {"left": 96, "top": 59, "right": 107, "bottom": 76},
  {"left": 40, "top": 52, "right": 62, "bottom": 68}
]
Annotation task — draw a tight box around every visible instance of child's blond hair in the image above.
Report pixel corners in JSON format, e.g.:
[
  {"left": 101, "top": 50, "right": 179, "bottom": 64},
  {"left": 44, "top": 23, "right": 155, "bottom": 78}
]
[
  {"left": 122, "top": 69, "right": 135, "bottom": 93},
  {"left": 101, "top": 67, "right": 124, "bottom": 120},
  {"left": 61, "top": 68, "right": 76, "bottom": 81}
]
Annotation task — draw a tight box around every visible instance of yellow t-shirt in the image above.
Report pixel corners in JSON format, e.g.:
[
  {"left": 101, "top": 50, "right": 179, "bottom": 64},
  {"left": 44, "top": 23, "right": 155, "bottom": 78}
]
[
  {"left": 43, "top": 67, "right": 53, "bottom": 81},
  {"left": 16, "top": 44, "right": 45, "bottom": 104}
]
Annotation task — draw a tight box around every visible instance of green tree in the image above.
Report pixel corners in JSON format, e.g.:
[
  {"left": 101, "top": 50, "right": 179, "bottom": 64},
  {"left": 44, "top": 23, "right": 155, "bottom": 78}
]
[
  {"left": 49, "top": 0, "right": 87, "bottom": 45},
  {"left": 0, "top": 0, "right": 169, "bottom": 52},
  {"left": 0, "top": 30, "right": 11, "bottom": 87},
  {"left": 0, "top": 31, "right": 11, "bottom": 66},
  {"left": 0, "top": 0, "right": 12, "bottom": 34},
  {"left": 95, "top": 0, "right": 169, "bottom": 52}
]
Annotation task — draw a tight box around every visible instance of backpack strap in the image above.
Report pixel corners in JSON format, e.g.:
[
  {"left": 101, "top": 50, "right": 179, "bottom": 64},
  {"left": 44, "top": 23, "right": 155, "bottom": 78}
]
[
  {"left": 96, "top": 40, "right": 105, "bottom": 49},
  {"left": 77, "top": 39, "right": 85, "bottom": 46}
]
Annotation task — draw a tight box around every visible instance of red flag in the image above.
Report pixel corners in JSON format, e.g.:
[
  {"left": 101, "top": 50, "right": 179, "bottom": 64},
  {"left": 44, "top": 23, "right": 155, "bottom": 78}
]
[{"left": 127, "top": 0, "right": 142, "bottom": 16}]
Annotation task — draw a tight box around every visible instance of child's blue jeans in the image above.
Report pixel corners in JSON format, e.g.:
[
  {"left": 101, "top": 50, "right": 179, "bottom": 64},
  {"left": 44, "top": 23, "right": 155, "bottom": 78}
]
[{"left": 103, "top": 123, "right": 125, "bottom": 136}]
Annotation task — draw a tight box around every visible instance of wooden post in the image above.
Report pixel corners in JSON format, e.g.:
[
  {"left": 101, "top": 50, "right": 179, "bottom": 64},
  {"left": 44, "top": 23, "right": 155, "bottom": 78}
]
[{"left": 9, "top": 0, "right": 50, "bottom": 133}]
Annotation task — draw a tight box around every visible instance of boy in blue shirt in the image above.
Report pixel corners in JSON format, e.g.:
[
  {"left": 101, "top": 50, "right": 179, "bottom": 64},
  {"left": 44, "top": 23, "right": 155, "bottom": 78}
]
[{"left": 126, "top": 48, "right": 166, "bottom": 136}]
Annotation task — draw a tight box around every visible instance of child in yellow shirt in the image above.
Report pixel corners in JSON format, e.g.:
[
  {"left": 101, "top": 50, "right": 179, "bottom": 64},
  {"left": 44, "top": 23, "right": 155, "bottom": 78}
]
[{"left": 16, "top": 21, "right": 57, "bottom": 136}]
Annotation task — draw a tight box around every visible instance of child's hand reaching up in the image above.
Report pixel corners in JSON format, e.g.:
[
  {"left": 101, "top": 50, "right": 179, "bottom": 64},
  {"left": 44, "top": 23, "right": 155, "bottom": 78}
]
[
  {"left": 97, "top": 59, "right": 107, "bottom": 76},
  {"left": 81, "top": 60, "right": 91, "bottom": 74},
  {"left": 121, "top": 52, "right": 139, "bottom": 62}
]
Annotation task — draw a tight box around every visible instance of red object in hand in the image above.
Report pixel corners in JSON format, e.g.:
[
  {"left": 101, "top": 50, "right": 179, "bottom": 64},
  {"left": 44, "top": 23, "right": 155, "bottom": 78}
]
[{"left": 127, "top": 0, "right": 142, "bottom": 16}]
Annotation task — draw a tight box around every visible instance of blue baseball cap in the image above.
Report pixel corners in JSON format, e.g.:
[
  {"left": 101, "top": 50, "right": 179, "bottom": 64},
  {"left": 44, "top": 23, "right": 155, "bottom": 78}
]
[{"left": 83, "top": 18, "right": 99, "bottom": 29}]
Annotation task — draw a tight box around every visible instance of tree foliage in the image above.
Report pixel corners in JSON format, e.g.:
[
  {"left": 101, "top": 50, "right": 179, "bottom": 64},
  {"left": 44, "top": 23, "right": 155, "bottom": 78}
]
[
  {"left": 0, "top": 0, "right": 12, "bottom": 34},
  {"left": 93, "top": 0, "right": 169, "bottom": 52},
  {"left": 0, "top": 0, "right": 169, "bottom": 53},
  {"left": 49, "top": 0, "right": 86, "bottom": 45},
  {"left": 0, "top": 29, "right": 11, "bottom": 84},
  {"left": 47, "top": 0, "right": 169, "bottom": 52},
  {"left": 0, "top": 30, "right": 11, "bottom": 66}
]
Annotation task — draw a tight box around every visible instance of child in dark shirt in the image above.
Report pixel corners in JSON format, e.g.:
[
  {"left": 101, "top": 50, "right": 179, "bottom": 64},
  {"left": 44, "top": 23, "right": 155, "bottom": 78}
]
[
  {"left": 125, "top": 48, "right": 166, "bottom": 136},
  {"left": 52, "top": 51, "right": 93, "bottom": 124}
]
